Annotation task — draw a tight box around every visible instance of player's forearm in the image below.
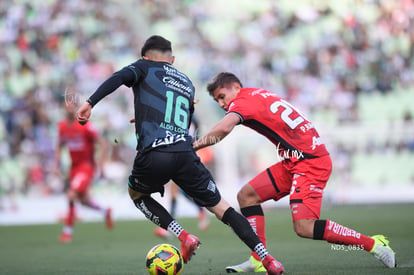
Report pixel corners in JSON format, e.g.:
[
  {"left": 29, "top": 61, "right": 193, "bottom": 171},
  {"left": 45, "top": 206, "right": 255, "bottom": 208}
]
[
  {"left": 193, "top": 128, "right": 230, "bottom": 150},
  {"left": 193, "top": 113, "right": 239, "bottom": 150}
]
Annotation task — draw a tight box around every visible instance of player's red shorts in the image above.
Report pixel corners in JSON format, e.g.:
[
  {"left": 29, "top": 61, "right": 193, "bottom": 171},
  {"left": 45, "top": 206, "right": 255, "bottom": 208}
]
[
  {"left": 69, "top": 162, "right": 95, "bottom": 194},
  {"left": 249, "top": 155, "right": 332, "bottom": 221}
]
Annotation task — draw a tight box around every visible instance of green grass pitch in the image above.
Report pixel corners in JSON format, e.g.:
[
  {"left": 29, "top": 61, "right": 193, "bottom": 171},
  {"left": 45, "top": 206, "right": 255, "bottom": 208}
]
[{"left": 0, "top": 204, "right": 413, "bottom": 274}]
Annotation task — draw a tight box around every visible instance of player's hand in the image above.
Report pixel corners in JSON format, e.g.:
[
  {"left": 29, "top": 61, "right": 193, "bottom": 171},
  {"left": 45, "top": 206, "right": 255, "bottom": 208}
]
[{"left": 76, "top": 102, "right": 92, "bottom": 125}]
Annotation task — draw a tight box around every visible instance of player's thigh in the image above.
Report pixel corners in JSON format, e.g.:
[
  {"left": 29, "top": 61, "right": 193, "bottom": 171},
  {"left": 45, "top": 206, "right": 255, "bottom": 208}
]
[
  {"left": 69, "top": 163, "right": 94, "bottom": 193},
  {"left": 289, "top": 156, "right": 332, "bottom": 221},
  {"left": 128, "top": 151, "right": 173, "bottom": 195},
  {"left": 249, "top": 162, "right": 292, "bottom": 202},
  {"left": 172, "top": 151, "right": 221, "bottom": 208}
]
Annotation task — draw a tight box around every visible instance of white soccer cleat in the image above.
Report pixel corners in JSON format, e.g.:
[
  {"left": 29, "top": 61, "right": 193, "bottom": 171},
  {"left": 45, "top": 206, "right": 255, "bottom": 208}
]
[
  {"left": 225, "top": 256, "right": 267, "bottom": 273},
  {"left": 370, "top": 235, "right": 396, "bottom": 268}
]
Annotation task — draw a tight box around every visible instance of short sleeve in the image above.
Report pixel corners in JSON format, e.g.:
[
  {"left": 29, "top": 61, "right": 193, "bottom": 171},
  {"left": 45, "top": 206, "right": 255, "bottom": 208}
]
[{"left": 226, "top": 95, "right": 255, "bottom": 123}]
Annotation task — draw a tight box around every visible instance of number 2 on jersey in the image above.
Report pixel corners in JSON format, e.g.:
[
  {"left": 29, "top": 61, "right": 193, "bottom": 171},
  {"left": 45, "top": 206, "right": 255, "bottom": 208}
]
[
  {"left": 270, "top": 99, "right": 306, "bottom": 129},
  {"left": 165, "top": 91, "right": 189, "bottom": 129}
]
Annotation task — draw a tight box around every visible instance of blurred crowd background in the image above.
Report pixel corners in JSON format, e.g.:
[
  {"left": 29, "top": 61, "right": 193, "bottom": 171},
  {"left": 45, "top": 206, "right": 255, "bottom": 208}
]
[{"left": 1, "top": 0, "right": 414, "bottom": 212}]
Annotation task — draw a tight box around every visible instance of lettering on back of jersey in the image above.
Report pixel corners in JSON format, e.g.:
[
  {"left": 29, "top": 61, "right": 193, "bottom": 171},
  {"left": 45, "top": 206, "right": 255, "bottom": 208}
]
[
  {"left": 152, "top": 131, "right": 186, "bottom": 148},
  {"left": 160, "top": 122, "right": 188, "bottom": 134}
]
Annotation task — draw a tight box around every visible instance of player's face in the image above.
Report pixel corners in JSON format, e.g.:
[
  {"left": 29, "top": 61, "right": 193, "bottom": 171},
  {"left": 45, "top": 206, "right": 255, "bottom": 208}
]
[{"left": 213, "top": 84, "right": 239, "bottom": 111}]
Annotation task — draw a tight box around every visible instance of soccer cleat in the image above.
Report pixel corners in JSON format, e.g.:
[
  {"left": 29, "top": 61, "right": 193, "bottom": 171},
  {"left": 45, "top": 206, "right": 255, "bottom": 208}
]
[
  {"left": 59, "top": 233, "right": 72, "bottom": 243},
  {"left": 180, "top": 233, "right": 200, "bottom": 263},
  {"left": 370, "top": 235, "right": 396, "bottom": 268},
  {"left": 153, "top": 227, "right": 172, "bottom": 239},
  {"left": 105, "top": 208, "right": 114, "bottom": 229},
  {"left": 225, "top": 256, "right": 267, "bottom": 273},
  {"left": 262, "top": 255, "right": 284, "bottom": 275},
  {"left": 197, "top": 210, "right": 210, "bottom": 232}
]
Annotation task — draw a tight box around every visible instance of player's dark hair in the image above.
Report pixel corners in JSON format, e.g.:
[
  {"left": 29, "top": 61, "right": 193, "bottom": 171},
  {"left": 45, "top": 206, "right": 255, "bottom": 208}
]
[
  {"left": 141, "top": 35, "right": 172, "bottom": 57},
  {"left": 207, "top": 72, "right": 243, "bottom": 96}
]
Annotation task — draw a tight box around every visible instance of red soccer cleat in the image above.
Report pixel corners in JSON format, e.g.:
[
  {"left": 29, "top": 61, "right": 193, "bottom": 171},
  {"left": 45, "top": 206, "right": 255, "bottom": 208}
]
[
  {"left": 105, "top": 208, "right": 114, "bottom": 229},
  {"left": 179, "top": 232, "right": 200, "bottom": 263},
  {"left": 59, "top": 233, "right": 72, "bottom": 243},
  {"left": 262, "top": 254, "right": 284, "bottom": 275}
]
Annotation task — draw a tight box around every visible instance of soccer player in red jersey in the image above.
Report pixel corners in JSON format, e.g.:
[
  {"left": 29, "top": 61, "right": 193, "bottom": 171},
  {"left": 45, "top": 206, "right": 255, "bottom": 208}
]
[
  {"left": 55, "top": 102, "right": 113, "bottom": 243},
  {"left": 193, "top": 72, "right": 396, "bottom": 272}
]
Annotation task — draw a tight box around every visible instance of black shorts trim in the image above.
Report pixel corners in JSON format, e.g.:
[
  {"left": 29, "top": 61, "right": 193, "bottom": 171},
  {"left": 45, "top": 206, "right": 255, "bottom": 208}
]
[
  {"left": 290, "top": 199, "right": 303, "bottom": 204},
  {"left": 266, "top": 168, "right": 280, "bottom": 193}
]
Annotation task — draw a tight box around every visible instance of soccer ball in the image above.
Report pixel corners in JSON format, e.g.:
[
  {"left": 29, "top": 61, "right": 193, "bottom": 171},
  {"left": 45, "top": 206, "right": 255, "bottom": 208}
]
[{"left": 145, "top": 243, "right": 184, "bottom": 275}]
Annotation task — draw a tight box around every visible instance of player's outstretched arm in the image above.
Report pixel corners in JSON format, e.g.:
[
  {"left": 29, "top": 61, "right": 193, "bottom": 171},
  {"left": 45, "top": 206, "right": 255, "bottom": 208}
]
[
  {"left": 76, "top": 67, "right": 137, "bottom": 126},
  {"left": 76, "top": 102, "right": 92, "bottom": 125},
  {"left": 193, "top": 113, "right": 240, "bottom": 151}
]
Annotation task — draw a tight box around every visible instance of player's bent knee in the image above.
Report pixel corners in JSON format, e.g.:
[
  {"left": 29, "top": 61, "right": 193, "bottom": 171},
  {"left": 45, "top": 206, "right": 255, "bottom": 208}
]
[
  {"left": 293, "top": 219, "right": 315, "bottom": 239},
  {"left": 128, "top": 186, "right": 144, "bottom": 201},
  {"left": 294, "top": 227, "right": 308, "bottom": 238},
  {"left": 237, "top": 185, "right": 260, "bottom": 207},
  {"left": 67, "top": 190, "right": 77, "bottom": 201},
  {"left": 207, "top": 198, "right": 230, "bottom": 220}
]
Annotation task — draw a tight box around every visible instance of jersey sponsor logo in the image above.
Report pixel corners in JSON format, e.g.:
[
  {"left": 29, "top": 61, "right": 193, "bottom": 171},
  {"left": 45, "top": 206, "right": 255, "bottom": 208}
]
[
  {"left": 152, "top": 131, "right": 187, "bottom": 148},
  {"left": 163, "top": 65, "right": 193, "bottom": 96},
  {"left": 164, "top": 64, "right": 189, "bottom": 83},
  {"left": 163, "top": 76, "right": 193, "bottom": 97}
]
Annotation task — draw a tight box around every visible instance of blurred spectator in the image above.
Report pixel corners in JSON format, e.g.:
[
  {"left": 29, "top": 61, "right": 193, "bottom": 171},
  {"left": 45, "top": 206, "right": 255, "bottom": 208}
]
[{"left": 1, "top": 0, "right": 414, "bottom": 199}]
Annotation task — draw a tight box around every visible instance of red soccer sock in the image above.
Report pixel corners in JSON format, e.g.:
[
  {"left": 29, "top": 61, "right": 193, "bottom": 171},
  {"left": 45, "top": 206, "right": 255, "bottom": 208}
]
[
  {"left": 241, "top": 206, "right": 266, "bottom": 261},
  {"left": 314, "top": 220, "right": 375, "bottom": 252},
  {"left": 66, "top": 201, "right": 75, "bottom": 226}
]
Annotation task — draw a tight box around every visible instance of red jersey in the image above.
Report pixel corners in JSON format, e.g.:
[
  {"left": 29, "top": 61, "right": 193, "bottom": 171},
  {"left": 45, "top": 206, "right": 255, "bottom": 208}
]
[
  {"left": 57, "top": 119, "right": 98, "bottom": 168},
  {"left": 227, "top": 88, "right": 329, "bottom": 160}
]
